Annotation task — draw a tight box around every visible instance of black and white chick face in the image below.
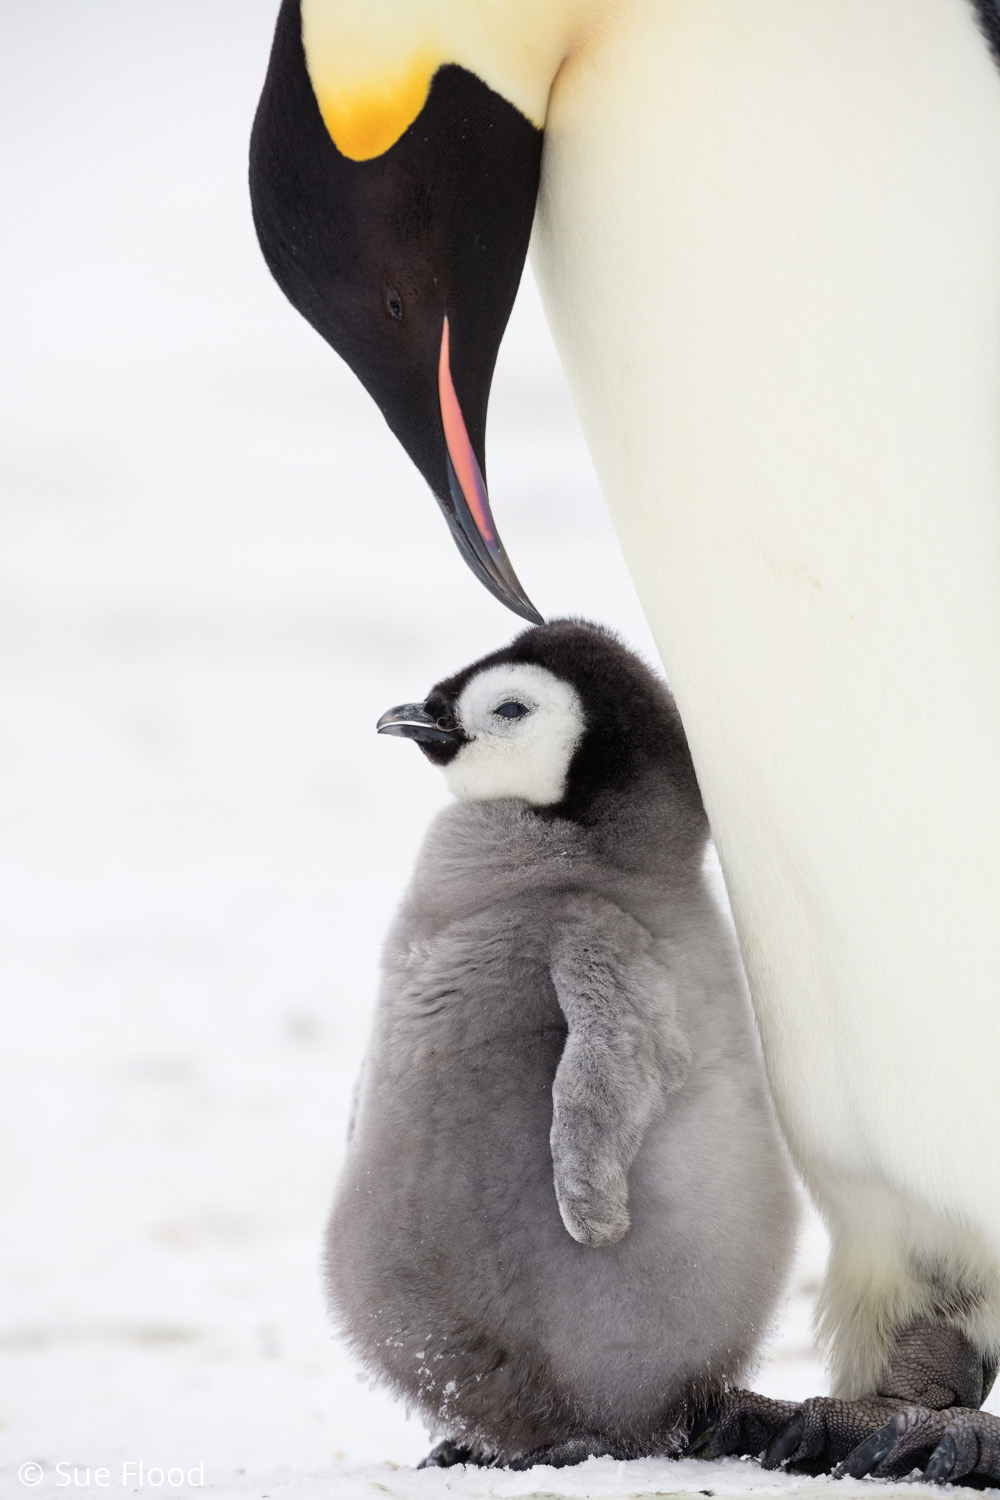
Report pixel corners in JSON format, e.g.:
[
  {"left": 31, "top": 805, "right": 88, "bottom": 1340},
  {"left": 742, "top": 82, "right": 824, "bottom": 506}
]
[
  {"left": 377, "top": 619, "right": 706, "bottom": 832},
  {"left": 438, "top": 663, "right": 585, "bottom": 805},
  {"left": 377, "top": 661, "right": 585, "bottom": 806}
]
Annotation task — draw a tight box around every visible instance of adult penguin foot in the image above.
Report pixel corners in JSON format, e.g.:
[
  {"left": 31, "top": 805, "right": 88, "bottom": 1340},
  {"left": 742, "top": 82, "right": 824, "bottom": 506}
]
[
  {"left": 837, "top": 1405, "right": 1000, "bottom": 1486},
  {"left": 685, "top": 1391, "right": 803, "bottom": 1465},
  {"left": 687, "top": 1391, "right": 952, "bottom": 1478},
  {"left": 760, "top": 1394, "right": 924, "bottom": 1474},
  {"left": 687, "top": 1321, "right": 998, "bottom": 1482}
]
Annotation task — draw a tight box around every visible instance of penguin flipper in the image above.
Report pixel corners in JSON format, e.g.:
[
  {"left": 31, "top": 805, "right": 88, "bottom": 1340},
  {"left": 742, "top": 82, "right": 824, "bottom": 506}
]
[{"left": 547, "top": 895, "right": 691, "bottom": 1247}]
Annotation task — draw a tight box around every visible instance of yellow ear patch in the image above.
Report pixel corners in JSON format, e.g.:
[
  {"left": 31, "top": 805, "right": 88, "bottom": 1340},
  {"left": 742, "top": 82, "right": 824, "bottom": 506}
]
[
  {"left": 298, "top": 0, "right": 567, "bottom": 162},
  {"left": 311, "top": 51, "right": 437, "bottom": 161}
]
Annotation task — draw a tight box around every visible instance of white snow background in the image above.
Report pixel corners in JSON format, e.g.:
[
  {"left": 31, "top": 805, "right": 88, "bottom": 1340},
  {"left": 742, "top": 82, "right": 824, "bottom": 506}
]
[{"left": 1, "top": 4, "right": 991, "bottom": 1498}]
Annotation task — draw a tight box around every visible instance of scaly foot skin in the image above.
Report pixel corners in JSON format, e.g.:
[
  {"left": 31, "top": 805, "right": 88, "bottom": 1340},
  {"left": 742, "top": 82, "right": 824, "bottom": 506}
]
[
  {"left": 687, "top": 1390, "right": 939, "bottom": 1476},
  {"left": 760, "top": 1394, "right": 912, "bottom": 1475},
  {"left": 507, "top": 1433, "right": 619, "bottom": 1470},
  {"left": 687, "top": 1320, "right": 998, "bottom": 1484},
  {"left": 685, "top": 1390, "right": 801, "bottom": 1463},
  {"left": 838, "top": 1405, "right": 1000, "bottom": 1485},
  {"left": 419, "top": 1432, "right": 617, "bottom": 1471}
]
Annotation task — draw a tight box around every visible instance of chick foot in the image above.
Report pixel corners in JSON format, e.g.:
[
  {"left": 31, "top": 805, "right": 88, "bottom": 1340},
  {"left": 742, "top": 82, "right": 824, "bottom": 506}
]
[
  {"left": 507, "top": 1433, "right": 619, "bottom": 1469},
  {"left": 417, "top": 1438, "right": 493, "bottom": 1468},
  {"left": 420, "top": 1432, "right": 619, "bottom": 1471}
]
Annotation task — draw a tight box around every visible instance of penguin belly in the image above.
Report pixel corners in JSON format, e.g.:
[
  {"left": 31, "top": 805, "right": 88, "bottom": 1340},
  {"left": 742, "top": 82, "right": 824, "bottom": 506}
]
[
  {"left": 327, "top": 888, "right": 788, "bottom": 1458},
  {"left": 533, "top": 0, "right": 1000, "bottom": 1383},
  {"left": 327, "top": 926, "right": 573, "bottom": 1456}
]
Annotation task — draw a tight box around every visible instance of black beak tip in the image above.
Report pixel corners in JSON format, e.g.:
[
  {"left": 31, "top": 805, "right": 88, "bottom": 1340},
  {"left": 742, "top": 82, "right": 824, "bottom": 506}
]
[
  {"left": 376, "top": 703, "right": 460, "bottom": 746},
  {"left": 514, "top": 597, "right": 545, "bottom": 627},
  {"left": 438, "top": 463, "right": 544, "bottom": 626}
]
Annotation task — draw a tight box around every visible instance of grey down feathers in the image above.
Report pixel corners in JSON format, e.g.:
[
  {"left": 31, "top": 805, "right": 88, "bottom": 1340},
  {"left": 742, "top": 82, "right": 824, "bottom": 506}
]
[{"left": 326, "top": 620, "right": 798, "bottom": 1463}]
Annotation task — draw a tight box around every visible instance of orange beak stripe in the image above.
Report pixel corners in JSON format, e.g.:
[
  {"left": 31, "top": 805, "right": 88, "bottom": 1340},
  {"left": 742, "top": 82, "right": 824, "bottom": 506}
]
[{"left": 437, "top": 316, "right": 498, "bottom": 549}]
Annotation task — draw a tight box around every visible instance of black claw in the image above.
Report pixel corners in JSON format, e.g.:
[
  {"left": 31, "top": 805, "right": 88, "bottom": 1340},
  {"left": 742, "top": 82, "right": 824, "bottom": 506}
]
[
  {"left": 417, "top": 1444, "right": 451, "bottom": 1469},
  {"left": 417, "top": 1439, "right": 480, "bottom": 1469},
  {"left": 835, "top": 1421, "right": 898, "bottom": 1480},
  {"left": 685, "top": 1406, "right": 722, "bottom": 1458},
  {"left": 761, "top": 1411, "right": 804, "bottom": 1470},
  {"left": 923, "top": 1433, "right": 958, "bottom": 1485}
]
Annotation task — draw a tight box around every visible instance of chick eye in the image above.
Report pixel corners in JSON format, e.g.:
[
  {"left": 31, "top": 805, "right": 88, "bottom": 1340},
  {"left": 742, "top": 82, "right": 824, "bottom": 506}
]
[
  {"left": 493, "top": 700, "right": 529, "bottom": 719},
  {"left": 384, "top": 282, "right": 404, "bottom": 321}
]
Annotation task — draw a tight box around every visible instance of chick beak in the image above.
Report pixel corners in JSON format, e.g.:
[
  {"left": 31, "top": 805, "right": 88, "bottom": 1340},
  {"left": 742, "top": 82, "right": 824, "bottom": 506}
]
[
  {"left": 376, "top": 702, "right": 461, "bottom": 746},
  {"left": 437, "top": 317, "right": 543, "bottom": 626}
]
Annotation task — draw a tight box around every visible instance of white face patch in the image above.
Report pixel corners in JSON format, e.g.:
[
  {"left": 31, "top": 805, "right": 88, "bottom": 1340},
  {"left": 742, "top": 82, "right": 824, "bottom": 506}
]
[{"left": 443, "top": 663, "right": 585, "bottom": 806}]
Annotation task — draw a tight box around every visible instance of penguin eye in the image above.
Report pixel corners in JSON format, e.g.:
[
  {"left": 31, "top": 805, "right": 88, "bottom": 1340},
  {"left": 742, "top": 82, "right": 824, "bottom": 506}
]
[
  {"left": 492, "top": 700, "right": 529, "bottom": 720},
  {"left": 384, "top": 282, "right": 404, "bottom": 321}
]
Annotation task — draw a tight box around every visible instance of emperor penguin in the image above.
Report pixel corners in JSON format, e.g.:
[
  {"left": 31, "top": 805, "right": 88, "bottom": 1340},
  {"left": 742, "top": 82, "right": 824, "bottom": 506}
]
[
  {"left": 252, "top": 0, "right": 1000, "bottom": 1482},
  {"left": 327, "top": 619, "right": 798, "bottom": 1468}
]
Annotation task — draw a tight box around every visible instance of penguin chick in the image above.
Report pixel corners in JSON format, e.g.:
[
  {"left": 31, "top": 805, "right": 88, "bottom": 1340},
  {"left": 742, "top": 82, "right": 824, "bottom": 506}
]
[{"left": 326, "top": 619, "right": 798, "bottom": 1467}]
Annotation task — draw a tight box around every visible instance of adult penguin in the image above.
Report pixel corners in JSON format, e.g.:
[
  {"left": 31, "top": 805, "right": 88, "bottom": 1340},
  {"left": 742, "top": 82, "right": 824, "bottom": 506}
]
[{"left": 250, "top": 2, "right": 1000, "bottom": 1484}]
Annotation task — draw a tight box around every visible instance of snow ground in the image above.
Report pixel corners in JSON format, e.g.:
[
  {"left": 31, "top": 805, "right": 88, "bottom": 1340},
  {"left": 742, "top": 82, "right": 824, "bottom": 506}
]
[{"left": 1, "top": 5, "right": 995, "bottom": 1499}]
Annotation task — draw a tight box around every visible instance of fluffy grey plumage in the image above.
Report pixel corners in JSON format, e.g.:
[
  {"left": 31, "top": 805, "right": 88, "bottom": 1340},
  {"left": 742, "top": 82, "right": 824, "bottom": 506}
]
[{"left": 326, "top": 620, "right": 798, "bottom": 1464}]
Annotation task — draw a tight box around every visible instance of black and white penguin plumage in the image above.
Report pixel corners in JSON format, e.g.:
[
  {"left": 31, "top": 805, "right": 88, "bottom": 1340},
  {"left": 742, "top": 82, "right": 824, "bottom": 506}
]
[{"left": 326, "top": 620, "right": 798, "bottom": 1467}]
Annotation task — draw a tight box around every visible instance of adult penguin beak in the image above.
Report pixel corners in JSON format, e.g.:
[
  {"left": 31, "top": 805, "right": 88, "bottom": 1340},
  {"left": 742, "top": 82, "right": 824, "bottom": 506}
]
[
  {"left": 249, "top": 6, "right": 546, "bottom": 626},
  {"left": 437, "top": 317, "right": 543, "bottom": 625},
  {"left": 376, "top": 702, "right": 462, "bottom": 746}
]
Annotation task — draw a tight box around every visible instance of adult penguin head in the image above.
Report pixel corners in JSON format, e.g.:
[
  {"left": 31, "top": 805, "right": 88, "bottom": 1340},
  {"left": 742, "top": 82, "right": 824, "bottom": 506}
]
[{"left": 250, "top": 0, "right": 576, "bottom": 623}]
